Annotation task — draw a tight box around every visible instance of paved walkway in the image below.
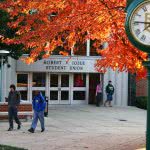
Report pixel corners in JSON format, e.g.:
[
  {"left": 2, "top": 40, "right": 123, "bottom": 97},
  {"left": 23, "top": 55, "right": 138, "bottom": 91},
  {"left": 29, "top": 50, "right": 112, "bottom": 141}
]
[{"left": 0, "top": 105, "right": 146, "bottom": 150}]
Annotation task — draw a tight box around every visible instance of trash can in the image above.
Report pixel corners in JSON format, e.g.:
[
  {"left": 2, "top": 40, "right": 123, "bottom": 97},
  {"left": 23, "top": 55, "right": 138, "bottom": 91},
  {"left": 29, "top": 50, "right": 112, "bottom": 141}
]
[{"left": 44, "top": 96, "right": 49, "bottom": 117}]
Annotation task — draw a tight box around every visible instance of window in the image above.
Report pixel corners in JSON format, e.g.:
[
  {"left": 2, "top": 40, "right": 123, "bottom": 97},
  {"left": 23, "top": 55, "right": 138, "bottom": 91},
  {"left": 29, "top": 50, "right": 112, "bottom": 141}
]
[
  {"left": 32, "top": 73, "right": 46, "bottom": 87},
  {"left": 19, "top": 91, "right": 28, "bottom": 100},
  {"left": 73, "top": 42, "right": 86, "bottom": 56},
  {"left": 17, "top": 73, "right": 28, "bottom": 101},
  {"left": 17, "top": 74, "right": 28, "bottom": 87},
  {"left": 73, "top": 91, "right": 85, "bottom": 100},
  {"left": 90, "top": 40, "right": 100, "bottom": 56},
  {"left": 74, "top": 74, "right": 86, "bottom": 87},
  {"left": 73, "top": 73, "right": 86, "bottom": 101}
]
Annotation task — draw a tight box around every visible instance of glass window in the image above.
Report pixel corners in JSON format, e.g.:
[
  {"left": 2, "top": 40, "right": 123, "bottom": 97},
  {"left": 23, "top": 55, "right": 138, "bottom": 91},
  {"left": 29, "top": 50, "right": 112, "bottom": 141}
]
[
  {"left": 90, "top": 40, "right": 100, "bottom": 56},
  {"left": 50, "top": 91, "right": 58, "bottom": 100},
  {"left": 17, "top": 74, "right": 28, "bottom": 87},
  {"left": 61, "top": 91, "right": 69, "bottom": 100},
  {"left": 50, "top": 74, "right": 58, "bottom": 87},
  {"left": 61, "top": 75, "right": 69, "bottom": 87},
  {"left": 73, "top": 91, "right": 85, "bottom": 100},
  {"left": 32, "top": 73, "right": 46, "bottom": 87},
  {"left": 74, "top": 74, "right": 86, "bottom": 87},
  {"left": 73, "top": 42, "right": 86, "bottom": 56},
  {"left": 20, "top": 91, "right": 28, "bottom": 101}
]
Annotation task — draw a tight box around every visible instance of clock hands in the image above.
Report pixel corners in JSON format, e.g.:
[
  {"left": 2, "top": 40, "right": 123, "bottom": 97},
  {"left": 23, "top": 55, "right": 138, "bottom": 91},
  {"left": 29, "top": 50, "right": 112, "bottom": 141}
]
[
  {"left": 134, "top": 21, "right": 150, "bottom": 24},
  {"left": 143, "top": 24, "right": 150, "bottom": 31},
  {"left": 133, "top": 21, "right": 150, "bottom": 32}
]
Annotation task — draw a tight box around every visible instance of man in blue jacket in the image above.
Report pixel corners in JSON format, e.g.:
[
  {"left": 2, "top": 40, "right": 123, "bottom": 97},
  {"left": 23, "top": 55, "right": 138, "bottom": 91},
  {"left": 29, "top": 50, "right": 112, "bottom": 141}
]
[{"left": 28, "top": 91, "right": 46, "bottom": 133}]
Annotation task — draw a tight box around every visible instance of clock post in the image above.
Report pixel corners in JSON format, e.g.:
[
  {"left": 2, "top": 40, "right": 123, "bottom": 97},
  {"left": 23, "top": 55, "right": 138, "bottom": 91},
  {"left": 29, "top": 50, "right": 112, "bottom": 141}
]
[
  {"left": 143, "top": 56, "right": 150, "bottom": 149},
  {"left": 125, "top": 0, "right": 150, "bottom": 149}
]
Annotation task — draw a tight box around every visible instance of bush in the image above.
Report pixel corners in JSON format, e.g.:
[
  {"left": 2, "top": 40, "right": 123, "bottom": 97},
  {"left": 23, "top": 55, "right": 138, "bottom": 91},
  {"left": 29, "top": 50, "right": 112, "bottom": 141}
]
[{"left": 135, "top": 96, "right": 147, "bottom": 110}]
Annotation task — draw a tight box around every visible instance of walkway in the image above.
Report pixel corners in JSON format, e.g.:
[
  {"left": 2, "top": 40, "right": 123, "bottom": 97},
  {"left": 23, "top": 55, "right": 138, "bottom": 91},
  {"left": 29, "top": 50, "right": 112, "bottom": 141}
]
[{"left": 0, "top": 105, "right": 146, "bottom": 150}]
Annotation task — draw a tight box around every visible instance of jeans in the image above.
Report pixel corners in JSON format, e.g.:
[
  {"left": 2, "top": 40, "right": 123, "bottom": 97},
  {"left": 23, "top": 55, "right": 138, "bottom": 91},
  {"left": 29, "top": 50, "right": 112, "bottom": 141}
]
[
  {"left": 8, "top": 106, "right": 21, "bottom": 128},
  {"left": 31, "top": 111, "right": 45, "bottom": 130},
  {"left": 96, "top": 93, "right": 102, "bottom": 106}
]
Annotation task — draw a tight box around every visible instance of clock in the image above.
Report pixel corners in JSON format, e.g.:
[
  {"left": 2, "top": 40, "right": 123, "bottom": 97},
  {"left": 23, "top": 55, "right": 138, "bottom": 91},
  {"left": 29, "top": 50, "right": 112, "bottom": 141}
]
[{"left": 125, "top": 0, "right": 150, "bottom": 52}]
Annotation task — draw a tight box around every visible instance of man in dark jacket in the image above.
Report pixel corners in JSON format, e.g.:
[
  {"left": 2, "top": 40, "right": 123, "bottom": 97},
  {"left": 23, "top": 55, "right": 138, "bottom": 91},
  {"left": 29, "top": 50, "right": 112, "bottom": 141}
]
[
  {"left": 7, "top": 84, "right": 21, "bottom": 131},
  {"left": 104, "top": 81, "right": 114, "bottom": 107},
  {"left": 28, "top": 91, "right": 46, "bottom": 133}
]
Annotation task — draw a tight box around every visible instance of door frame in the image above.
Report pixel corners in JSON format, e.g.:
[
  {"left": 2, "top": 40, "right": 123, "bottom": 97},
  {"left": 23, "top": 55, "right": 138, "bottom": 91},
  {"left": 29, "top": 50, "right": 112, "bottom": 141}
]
[{"left": 48, "top": 73, "right": 71, "bottom": 104}]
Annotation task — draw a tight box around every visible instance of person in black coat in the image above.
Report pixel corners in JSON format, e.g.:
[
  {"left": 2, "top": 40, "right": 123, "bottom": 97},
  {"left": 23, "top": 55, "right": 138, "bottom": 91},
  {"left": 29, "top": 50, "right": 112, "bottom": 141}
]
[
  {"left": 7, "top": 84, "right": 21, "bottom": 131},
  {"left": 104, "top": 81, "right": 114, "bottom": 107}
]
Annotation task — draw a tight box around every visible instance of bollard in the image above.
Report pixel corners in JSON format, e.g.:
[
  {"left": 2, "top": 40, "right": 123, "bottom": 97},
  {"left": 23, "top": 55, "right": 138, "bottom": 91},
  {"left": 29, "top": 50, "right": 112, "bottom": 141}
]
[{"left": 44, "top": 96, "right": 49, "bottom": 117}]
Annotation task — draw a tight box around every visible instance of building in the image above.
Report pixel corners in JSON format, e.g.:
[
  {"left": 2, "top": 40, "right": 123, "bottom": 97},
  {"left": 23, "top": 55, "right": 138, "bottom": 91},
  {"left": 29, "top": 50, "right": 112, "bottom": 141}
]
[{"left": 0, "top": 41, "right": 128, "bottom": 106}]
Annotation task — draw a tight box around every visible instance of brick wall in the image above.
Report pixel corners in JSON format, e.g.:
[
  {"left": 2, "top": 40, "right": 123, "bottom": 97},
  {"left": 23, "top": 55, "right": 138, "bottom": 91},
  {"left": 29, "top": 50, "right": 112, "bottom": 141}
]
[
  {"left": 136, "top": 79, "right": 148, "bottom": 97},
  {"left": 0, "top": 102, "right": 32, "bottom": 120}
]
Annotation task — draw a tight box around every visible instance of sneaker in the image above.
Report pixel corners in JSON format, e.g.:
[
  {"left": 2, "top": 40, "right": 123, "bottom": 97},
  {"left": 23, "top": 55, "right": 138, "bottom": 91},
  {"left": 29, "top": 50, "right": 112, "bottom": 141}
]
[
  {"left": 41, "top": 128, "right": 45, "bottom": 132},
  {"left": 28, "top": 128, "right": 34, "bottom": 133},
  {"left": 8, "top": 128, "right": 13, "bottom": 131},
  {"left": 17, "top": 124, "right": 21, "bottom": 130}
]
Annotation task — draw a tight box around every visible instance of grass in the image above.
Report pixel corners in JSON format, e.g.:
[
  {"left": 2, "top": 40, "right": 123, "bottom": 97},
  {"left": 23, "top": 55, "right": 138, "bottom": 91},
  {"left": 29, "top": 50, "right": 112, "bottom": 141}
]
[{"left": 0, "top": 144, "right": 27, "bottom": 150}]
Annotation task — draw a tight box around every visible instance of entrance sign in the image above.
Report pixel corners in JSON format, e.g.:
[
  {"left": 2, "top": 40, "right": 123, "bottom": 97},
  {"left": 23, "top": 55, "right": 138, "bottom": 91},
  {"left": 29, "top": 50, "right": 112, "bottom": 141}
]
[{"left": 17, "top": 57, "right": 98, "bottom": 73}]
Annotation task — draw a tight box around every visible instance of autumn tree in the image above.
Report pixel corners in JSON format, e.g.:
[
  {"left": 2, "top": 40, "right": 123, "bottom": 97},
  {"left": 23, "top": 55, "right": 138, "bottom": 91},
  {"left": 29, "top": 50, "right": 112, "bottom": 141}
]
[
  {"left": 0, "top": 0, "right": 147, "bottom": 78},
  {"left": 0, "top": 0, "right": 26, "bottom": 60}
]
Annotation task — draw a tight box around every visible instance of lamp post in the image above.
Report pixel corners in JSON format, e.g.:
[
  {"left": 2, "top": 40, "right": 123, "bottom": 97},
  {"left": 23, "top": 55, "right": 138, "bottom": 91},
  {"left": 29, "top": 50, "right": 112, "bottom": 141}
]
[
  {"left": 0, "top": 50, "right": 9, "bottom": 102},
  {"left": 125, "top": 0, "right": 150, "bottom": 149}
]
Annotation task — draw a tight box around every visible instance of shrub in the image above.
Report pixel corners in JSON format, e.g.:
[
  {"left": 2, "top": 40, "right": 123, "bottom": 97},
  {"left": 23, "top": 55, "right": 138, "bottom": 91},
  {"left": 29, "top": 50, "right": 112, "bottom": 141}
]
[
  {"left": 135, "top": 96, "right": 147, "bottom": 110},
  {"left": 0, "top": 145, "right": 27, "bottom": 150}
]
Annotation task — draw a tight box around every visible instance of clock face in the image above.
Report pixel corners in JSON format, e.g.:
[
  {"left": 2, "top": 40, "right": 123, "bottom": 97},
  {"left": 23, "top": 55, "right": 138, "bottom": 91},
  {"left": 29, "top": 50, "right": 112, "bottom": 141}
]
[{"left": 130, "top": 1, "right": 150, "bottom": 46}]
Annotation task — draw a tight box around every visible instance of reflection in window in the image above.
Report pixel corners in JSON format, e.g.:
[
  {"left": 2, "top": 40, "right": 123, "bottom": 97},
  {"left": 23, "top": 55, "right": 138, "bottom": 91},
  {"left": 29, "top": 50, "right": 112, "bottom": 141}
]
[
  {"left": 74, "top": 74, "right": 86, "bottom": 87},
  {"left": 61, "top": 75, "right": 69, "bottom": 87},
  {"left": 73, "top": 42, "right": 86, "bottom": 56},
  {"left": 50, "top": 91, "right": 58, "bottom": 100},
  {"left": 90, "top": 40, "right": 106, "bottom": 56},
  {"left": 73, "top": 91, "right": 85, "bottom": 100},
  {"left": 61, "top": 91, "right": 69, "bottom": 100},
  {"left": 20, "top": 91, "right": 28, "bottom": 101},
  {"left": 50, "top": 74, "right": 58, "bottom": 87},
  {"left": 17, "top": 74, "right": 28, "bottom": 87},
  {"left": 33, "top": 73, "right": 46, "bottom": 87}
]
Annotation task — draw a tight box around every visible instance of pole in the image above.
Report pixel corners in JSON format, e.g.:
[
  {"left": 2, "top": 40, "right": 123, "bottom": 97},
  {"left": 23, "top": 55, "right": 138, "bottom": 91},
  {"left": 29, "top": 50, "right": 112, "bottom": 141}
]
[
  {"left": 0, "top": 56, "right": 3, "bottom": 102},
  {"left": 143, "top": 54, "right": 150, "bottom": 150}
]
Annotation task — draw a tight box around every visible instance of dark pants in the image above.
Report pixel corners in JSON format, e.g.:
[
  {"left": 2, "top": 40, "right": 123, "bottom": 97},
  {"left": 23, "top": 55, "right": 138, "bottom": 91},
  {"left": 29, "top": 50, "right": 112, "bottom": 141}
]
[
  {"left": 8, "top": 106, "right": 21, "bottom": 128},
  {"left": 96, "top": 93, "right": 102, "bottom": 107}
]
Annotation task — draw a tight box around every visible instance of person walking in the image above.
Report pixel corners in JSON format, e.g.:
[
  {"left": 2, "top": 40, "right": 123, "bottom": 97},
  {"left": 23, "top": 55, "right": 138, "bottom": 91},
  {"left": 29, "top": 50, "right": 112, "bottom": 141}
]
[
  {"left": 28, "top": 91, "right": 46, "bottom": 133},
  {"left": 95, "top": 81, "right": 102, "bottom": 107},
  {"left": 7, "top": 84, "right": 21, "bottom": 131},
  {"left": 104, "top": 81, "right": 114, "bottom": 107}
]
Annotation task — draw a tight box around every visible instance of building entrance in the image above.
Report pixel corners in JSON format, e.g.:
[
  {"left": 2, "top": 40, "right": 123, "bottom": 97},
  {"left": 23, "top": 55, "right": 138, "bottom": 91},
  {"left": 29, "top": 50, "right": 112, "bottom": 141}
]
[
  {"left": 49, "top": 74, "right": 70, "bottom": 104},
  {"left": 89, "top": 74, "right": 103, "bottom": 105}
]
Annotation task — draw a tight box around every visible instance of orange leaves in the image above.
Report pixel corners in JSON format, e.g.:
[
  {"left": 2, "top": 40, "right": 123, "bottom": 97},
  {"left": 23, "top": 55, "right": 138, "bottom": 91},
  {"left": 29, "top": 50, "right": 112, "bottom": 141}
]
[
  {"left": 59, "top": 51, "right": 69, "bottom": 56},
  {"left": 0, "top": 0, "right": 147, "bottom": 78}
]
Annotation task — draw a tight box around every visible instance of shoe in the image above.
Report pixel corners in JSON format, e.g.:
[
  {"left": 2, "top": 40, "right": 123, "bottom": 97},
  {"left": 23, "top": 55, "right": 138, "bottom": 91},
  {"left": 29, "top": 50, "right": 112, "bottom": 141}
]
[
  {"left": 17, "top": 124, "right": 21, "bottom": 130},
  {"left": 109, "top": 105, "right": 112, "bottom": 107},
  {"left": 28, "top": 128, "right": 34, "bottom": 133},
  {"left": 41, "top": 128, "right": 45, "bottom": 132},
  {"left": 8, "top": 128, "right": 13, "bottom": 131}
]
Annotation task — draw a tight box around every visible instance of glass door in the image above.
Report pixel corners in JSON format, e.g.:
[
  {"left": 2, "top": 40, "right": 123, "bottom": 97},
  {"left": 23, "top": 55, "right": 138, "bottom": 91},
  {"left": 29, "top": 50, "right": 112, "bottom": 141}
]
[
  {"left": 60, "top": 74, "right": 70, "bottom": 104},
  {"left": 50, "top": 74, "right": 59, "bottom": 104},
  {"left": 50, "top": 74, "right": 70, "bottom": 104}
]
